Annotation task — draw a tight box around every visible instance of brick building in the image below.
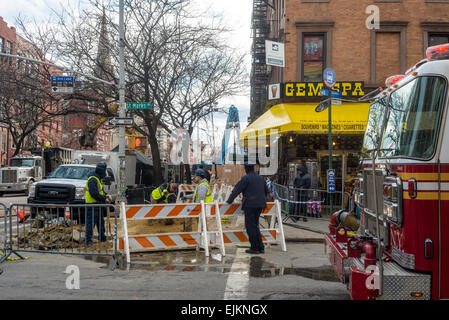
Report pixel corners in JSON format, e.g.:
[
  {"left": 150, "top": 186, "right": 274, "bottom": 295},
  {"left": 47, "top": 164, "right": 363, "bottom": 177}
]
[
  {"left": 0, "top": 16, "right": 16, "bottom": 165},
  {"left": 245, "top": 0, "right": 449, "bottom": 187},
  {"left": 1, "top": 17, "right": 67, "bottom": 162},
  {"left": 15, "top": 34, "right": 64, "bottom": 150}
]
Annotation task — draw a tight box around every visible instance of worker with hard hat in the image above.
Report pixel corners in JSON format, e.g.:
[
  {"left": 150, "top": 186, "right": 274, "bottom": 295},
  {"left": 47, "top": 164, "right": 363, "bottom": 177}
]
[
  {"left": 151, "top": 183, "right": 178, "bottom": 204},
  {"left": 85, "top": 162, "right": 112, "bottom": 246},
  {"left": 185, "top": 169, "right": 213, "bottom": 203}
]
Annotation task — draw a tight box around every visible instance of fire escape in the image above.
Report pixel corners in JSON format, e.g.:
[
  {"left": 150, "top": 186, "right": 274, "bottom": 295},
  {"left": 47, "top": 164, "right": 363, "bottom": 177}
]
[{"left": 250, "top": 0, "right": 270, "bottom": 123}]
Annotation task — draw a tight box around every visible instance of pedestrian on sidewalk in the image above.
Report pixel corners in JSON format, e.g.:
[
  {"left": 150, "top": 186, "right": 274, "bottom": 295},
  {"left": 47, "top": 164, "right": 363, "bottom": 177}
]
[
  {"left": 293, "top": 165, "right": 311, "bottom": 221},
  {"left": 226, "top": 163, "right": 269, "bottom": 254}
]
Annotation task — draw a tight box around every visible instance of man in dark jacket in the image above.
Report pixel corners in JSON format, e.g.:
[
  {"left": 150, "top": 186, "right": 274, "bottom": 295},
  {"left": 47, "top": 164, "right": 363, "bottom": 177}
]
[
  {"left": 293, "top": 165, "right": 311, "bottom": 220},
  {"left": 226, "top": 164, "right": 269, "bottom": 254}
]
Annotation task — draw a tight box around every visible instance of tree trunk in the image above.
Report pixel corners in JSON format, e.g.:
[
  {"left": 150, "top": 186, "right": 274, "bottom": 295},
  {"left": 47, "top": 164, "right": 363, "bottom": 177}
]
[
  {"left": 185, "top": 164, "right": 192, "bottom": 184},
  {"left": 148, "top": 126, "right": 163, "bottom": 185}
]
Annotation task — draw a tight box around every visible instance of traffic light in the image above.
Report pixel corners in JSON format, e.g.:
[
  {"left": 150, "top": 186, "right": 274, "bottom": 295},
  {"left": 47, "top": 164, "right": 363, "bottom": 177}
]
[{"left": 135, "top": 137, "right": 147, "bottom": 148}]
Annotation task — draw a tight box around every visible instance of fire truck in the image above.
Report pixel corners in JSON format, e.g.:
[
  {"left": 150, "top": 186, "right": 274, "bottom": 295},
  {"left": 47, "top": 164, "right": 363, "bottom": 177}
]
[{"left": 325, "top": 43, "right": 449, "bottom": 300}]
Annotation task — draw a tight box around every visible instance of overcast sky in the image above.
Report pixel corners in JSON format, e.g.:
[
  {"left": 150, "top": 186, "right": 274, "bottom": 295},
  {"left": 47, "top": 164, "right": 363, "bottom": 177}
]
[{"left": 0, "top": 0, "right": 252, "bottom": 139}]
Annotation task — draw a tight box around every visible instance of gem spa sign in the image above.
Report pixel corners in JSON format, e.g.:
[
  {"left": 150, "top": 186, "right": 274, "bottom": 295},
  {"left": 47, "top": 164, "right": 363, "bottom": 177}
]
[{"left": 284, "top": 82, "right": 365, "bottom": 98}]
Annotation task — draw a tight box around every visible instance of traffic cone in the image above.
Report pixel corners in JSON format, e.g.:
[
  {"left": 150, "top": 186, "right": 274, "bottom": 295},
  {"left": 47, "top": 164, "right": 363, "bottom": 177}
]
[
  {"left": 65, "top": 203, "right": 71, "bottom": 220},
  {"left": 17, "top": 208, "right": 29, "bottom": 223}
]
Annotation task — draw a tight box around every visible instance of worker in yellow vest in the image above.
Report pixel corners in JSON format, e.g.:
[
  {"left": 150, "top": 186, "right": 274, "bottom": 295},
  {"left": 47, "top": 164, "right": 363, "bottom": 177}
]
[
  {"left": 192, "top": 169, "right": 213, "bottom": 203},
  {"left": 151, "top": 183, "right": 178, "bottom": 204},
  {"left": 85, "top": 162, "right": 112, "bottom": 246}
]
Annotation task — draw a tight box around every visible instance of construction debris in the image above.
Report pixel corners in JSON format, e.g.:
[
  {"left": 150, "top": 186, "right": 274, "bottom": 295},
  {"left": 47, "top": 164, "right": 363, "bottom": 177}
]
[{"left": 13, "top": 220, "right": 113, "bottom": 252}]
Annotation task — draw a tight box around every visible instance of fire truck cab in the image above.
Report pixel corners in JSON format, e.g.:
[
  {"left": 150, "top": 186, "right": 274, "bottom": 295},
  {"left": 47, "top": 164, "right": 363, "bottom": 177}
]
[{"left": 325, "top": 43, "right": 449, "bottom": 300}]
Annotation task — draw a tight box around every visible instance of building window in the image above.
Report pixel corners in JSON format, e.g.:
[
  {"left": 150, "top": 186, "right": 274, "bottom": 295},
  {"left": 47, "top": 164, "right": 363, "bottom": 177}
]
[
  {"left": 302, "top": 33, "right": 326, "bottom": 82},
  {"left": 5, "top": 41, "right": 12, "bottom": 65},
  {"left": 2, "top": 133, "right": 6, "bottom": 153},
  {"left": 0, "top": 37, "right": 4, "bottom": 52},
  {"left": 429, "top": 33, "right": 449, "bottom": 47}
]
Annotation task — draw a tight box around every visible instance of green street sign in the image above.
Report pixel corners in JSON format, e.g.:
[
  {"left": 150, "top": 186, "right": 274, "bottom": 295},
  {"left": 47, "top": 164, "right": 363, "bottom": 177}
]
[{"left": 126, "top": 102, "right": 152, "bottom": 110}]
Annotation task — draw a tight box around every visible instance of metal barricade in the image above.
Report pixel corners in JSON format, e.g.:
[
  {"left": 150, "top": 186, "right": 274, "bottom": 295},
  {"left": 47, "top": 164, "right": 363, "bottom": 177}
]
[
  {"left": 1, "top": 203, "right": 8, "bottom": 257},
  {"left": 1, "top": 203, "right": 118, "bottom": 266},
  {"left": 273, "top": 183, "right": 351, "bottom": 221}
]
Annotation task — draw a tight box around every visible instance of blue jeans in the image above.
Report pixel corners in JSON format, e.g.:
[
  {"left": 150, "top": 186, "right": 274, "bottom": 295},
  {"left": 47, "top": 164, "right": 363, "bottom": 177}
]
[{"left": 85, "top": 206, "right": 106, "bottom": 244}]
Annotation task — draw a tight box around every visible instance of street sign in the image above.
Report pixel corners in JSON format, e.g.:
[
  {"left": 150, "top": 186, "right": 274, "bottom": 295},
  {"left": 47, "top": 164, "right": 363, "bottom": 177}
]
[
  {"left": 331, "top": 99, "right": 342, "bottom": 106},
  {"left": 327, "top": 169, "right": 336, "bottom": 193},
  {"left": 51, "top": 75, "right": 74, "bottom": 94},
  {"left": 331, "top": 90, "right": 342, "bottom": 98},
  {"left": 126, "top": 102, "right": 152, "bottom": 110},
  {"left": 320, "top": 89, "right": 329, "bottom": 96},
  {"left": 323, "top": 68, "right": 337, "bottom": 88},
  {"left": 108, "top": 117, "right": 134, "bottom": 126},
  {"left": 315, "top": 102, "right": 329, "bottom": 113}
]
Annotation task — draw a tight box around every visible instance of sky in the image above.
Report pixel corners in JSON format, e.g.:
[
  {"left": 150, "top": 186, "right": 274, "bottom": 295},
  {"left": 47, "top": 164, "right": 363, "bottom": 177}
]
[{"left": 0, "top": 0, "right": 252, "bottom": 139}]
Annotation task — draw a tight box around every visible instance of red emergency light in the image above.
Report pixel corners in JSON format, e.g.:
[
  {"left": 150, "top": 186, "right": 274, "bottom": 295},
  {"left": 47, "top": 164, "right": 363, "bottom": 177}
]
[
  {"left": 385, "top": 75, "right": 404, "bottom": 87},
  {"left": 426, "top": 43, "right": 449, "bottom": 61}
]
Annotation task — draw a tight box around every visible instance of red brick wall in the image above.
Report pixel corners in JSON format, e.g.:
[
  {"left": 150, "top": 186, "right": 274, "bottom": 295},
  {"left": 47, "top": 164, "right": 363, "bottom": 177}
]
[{"left": 281, "top": 0, "right": 449, "bottom": 86}]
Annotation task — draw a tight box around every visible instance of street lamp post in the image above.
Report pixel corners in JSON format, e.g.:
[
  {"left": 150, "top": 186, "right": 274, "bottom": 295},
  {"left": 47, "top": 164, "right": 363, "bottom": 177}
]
[{"left": 118, "top": 0, "right": 126, "bottom": 202}]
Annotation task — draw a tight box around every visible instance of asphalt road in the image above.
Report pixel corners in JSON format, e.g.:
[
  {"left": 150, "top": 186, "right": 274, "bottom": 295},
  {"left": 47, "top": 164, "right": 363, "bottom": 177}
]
[
  {"left": 0, "top": 192, "right": 350, "bottom": 301},
  {"left": 0, "top": 242, "right": 349, "bottom": 300}
]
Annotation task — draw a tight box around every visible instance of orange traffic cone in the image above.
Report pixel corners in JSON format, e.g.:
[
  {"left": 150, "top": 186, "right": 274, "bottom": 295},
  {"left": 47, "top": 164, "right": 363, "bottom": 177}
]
[
  {"left": 17, "top": 208, "right": 29, "bottom": 223},
  {"left": 65, "top": 203, "right": 71, "bottom": 220}
]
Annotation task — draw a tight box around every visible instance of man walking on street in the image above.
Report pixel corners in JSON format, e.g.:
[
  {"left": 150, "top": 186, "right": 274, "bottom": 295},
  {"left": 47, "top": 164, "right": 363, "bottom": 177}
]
[
  {"left": 226, "top": 163, "right": 269, "bottom": 254},
  {"left": 85, "top": 162, "right": 112, "bottom": 246}
]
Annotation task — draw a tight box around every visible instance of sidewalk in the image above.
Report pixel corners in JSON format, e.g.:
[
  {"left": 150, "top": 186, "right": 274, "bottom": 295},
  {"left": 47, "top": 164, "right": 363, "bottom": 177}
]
[{"left": 282, "top": 217, "right": 329, "bottom": 243}]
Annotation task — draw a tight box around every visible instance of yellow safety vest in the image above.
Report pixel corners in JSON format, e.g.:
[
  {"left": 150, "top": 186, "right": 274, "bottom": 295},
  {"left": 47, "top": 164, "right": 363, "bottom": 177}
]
[
  {"left": 85, "top": 176, "right": 105, "bottom": 204},
  {"left": 193, "top": 181, "right": 213, "bottom": 203},
  {"left": 152, "top": 185, "right": 169, "bottom": 202}
]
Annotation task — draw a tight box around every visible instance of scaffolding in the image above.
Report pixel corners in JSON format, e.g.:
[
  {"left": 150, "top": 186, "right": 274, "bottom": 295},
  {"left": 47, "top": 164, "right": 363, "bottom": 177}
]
[{"left": 250, "top": 0, "right": 270, "bottom": 123}]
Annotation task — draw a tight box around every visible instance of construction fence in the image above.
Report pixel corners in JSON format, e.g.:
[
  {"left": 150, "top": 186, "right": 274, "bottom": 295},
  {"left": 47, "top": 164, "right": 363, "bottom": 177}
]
[
  {"left": 272, "top": 183, "right": 351, "bottom": 221},
  {"left": 0, "top": 203, "right": 118, "bottom": 266}
]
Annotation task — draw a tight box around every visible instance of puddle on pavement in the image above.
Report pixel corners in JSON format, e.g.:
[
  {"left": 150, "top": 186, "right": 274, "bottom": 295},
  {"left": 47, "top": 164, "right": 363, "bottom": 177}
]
[
  {"left": 87, "top": 250, "right": 339, "bottom": 282},
  {"left": 248, "top": 256, "right": 339, "bottom": 282}
]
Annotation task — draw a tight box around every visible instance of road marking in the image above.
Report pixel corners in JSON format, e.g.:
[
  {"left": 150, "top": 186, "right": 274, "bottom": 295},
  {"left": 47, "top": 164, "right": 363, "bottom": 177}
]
[{"left": 223, "top": 248, "right": 250, "bottom": 300}]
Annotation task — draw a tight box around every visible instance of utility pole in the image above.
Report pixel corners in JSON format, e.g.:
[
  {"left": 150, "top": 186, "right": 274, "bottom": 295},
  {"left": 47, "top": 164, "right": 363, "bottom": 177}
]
[{"left": 118, "top": 0, "right": 126, "bottom": 201}]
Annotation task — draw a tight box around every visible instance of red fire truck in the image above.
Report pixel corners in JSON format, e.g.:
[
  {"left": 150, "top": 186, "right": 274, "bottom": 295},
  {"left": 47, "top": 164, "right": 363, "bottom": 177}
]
[{"left": 325, "top": 43, "right": 449, "bottom": 300}]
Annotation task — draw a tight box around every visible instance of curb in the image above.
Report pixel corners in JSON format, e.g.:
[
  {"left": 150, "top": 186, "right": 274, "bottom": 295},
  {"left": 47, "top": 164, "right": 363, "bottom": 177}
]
[
  {"left": 285, "top": 237, "right": 324, "bottom": 243},
  {"left": 283, "top": 222, "right": 327, "bottom": 235}
]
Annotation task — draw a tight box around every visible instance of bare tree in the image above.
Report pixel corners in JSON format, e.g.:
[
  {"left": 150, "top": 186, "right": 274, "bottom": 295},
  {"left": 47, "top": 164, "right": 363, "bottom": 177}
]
[
  {"left": 0, "top": 37, "right": 83, "bottom": 156},
  {"left": 15, "top": 0, "right": 248, "bottom": 184}
]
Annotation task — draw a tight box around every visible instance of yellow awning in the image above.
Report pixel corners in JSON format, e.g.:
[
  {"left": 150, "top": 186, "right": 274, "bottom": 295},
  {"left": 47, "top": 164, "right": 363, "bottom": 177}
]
[{"left": 241, "top": 102, "right": 370, "bottom": 139}]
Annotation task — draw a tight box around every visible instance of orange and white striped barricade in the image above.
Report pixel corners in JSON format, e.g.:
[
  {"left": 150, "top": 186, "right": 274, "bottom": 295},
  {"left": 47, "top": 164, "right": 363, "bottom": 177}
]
[
  {"left": 119, "top": 201, "right": 214, "bottom": 263},
  {"left": 206, "top": 200, "right": 287, "bottom": 254},
  {"left": 211, "top": 184, "right": 220, "bottom": 201},
  {"left": 176, "top": 184, "right": 196, "bottom": 203}
]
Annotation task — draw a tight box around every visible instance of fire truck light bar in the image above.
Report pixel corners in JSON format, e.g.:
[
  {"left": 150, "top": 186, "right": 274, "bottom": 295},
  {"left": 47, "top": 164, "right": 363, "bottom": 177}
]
[
  {"left": 426, "top": 43, "right": 449, "bottom": 61},
  {"left": 385, "top": 75, "right": 405, "bottom": 87}
]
